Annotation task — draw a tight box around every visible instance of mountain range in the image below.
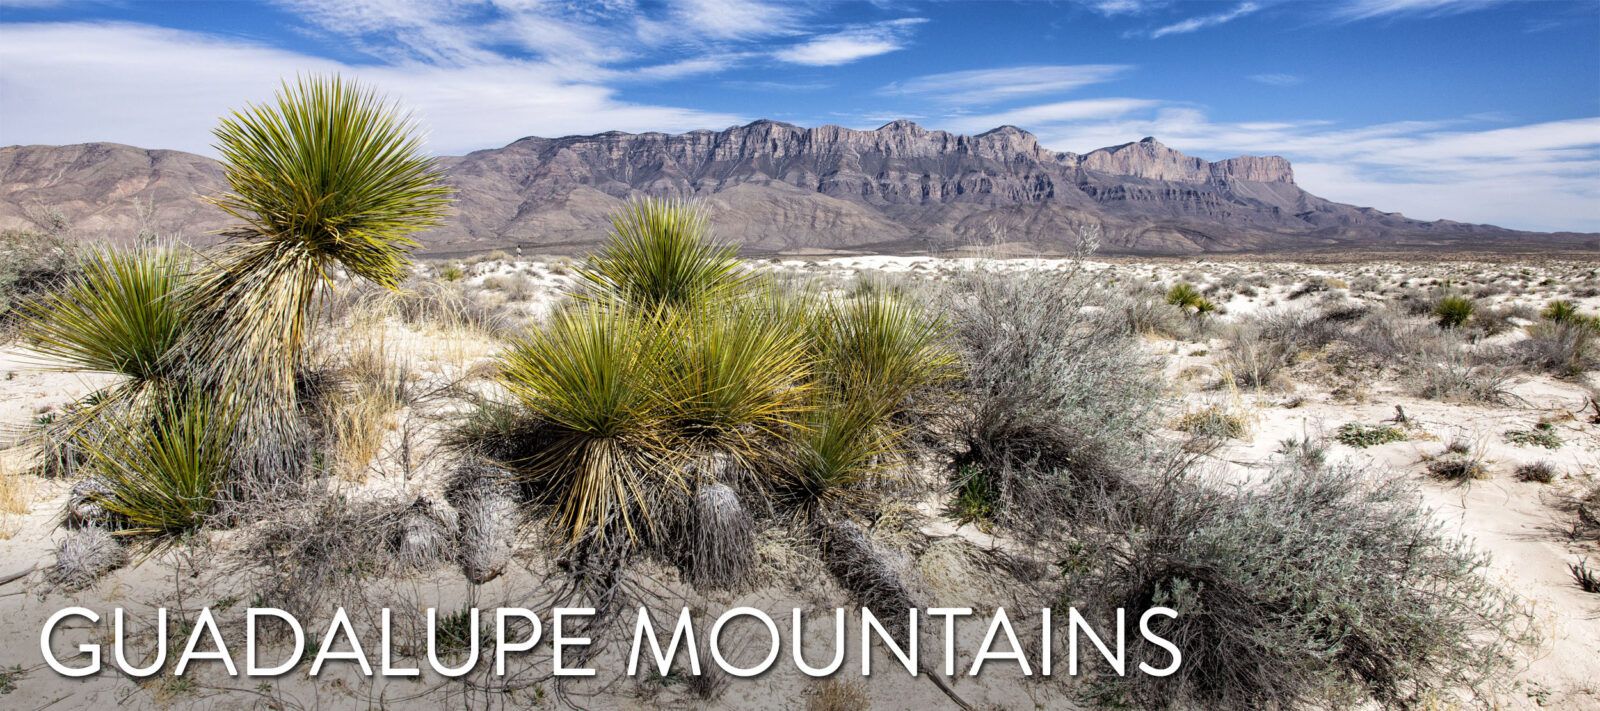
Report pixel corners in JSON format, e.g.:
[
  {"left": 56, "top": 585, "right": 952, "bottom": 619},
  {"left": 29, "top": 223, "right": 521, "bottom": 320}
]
[{"left": 2, "top": 120, "right": 1594, "bottom": 255}]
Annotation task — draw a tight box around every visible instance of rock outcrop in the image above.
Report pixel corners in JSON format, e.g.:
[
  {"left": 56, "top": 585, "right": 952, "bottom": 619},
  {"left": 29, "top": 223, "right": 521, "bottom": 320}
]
[{"left": 2, "top": 121, "right": 1591, "bottom": 254}]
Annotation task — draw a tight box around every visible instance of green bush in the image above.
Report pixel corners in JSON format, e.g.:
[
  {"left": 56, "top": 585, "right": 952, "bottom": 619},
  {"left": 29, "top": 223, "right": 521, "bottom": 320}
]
[
  {"left": 1503, "top": 423, "right": 1562, "bottom": 450},
  {"left": 1434, "top": 295, "right": 1475, "bottom": 329},
  {"left": 1334, "top": 422, "right": 1407, "bottom": 448}
]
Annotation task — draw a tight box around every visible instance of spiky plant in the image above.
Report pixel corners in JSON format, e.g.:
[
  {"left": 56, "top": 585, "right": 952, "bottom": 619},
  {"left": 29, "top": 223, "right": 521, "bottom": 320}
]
[
  {"left": 13, "top": 248, "right": 193, "bottom": 474},
  {"left": 14, "top": 247, "right": 190, "bottom": 387},
  {"left": 1543, "top": 299, "right": 1579, "bottom": 324},
  {"left": 1434, "top": 295, "right": 1475, "bottom": 329},
  {"left": 810, "top": 292, "right": 957, "bottom": 418},
  {"left": 79, "top": 389, "right": 234, "bottom": 536},
  {"left": 655, "top": 298, "right": 813, "bottom": 467},
  {"left": 576, "top": 198, "right": 748, "bottom": 311},
  {"left": 184, "top": 76, "right": 450, "bottom": 437},
  {"left": 496, "top": 302, "right": 679, "bottom": 541},
  {"left": 1166, "top": 282, "right": 1215, "bottom": 315},
  {"left": 783, "top": 401, "right": 899, "bottom": 515}
]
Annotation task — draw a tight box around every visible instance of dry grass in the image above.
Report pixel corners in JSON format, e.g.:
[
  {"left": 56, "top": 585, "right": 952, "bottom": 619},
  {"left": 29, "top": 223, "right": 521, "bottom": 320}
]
[
  {"left": 0, "top": 456, "right": 32, "bottom": 539},
  {"left": 320, "top": 333, "right": 409, "bottom": 481},
  {"left": 807, "top": 678, "right": 871, "bottom": 711}
]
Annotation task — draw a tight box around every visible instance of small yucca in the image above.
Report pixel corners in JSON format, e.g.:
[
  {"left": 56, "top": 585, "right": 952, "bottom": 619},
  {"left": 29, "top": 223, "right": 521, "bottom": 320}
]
[
  {"left": 1434, "top": 295, "right": 1475, "bottom": 329},
  {"left": 80, "top": 390, "right": 234, "bottom": 536},
  {"left": 1166, "top": 282, "right": 1215, "bottom": 314},
  {"left": 577, "top": 198, "right": 748, "bottom": 311},
  {"left": 810, "top": 292, "right": 957, "bottom": 417},
  {"left": 15, "top": 247, "right": 190, "bottom": 385},
  {"left": 656, "top": 298, "right": 813, "bottom": 466},
  {"left": 496, "top": 303, "right": 678, "bottom": 541}
]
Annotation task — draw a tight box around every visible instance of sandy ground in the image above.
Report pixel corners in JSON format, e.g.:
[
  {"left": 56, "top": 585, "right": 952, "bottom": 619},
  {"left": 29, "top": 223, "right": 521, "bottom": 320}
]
[{"left": 0, "top": 255, "right": 1596, "bottom": 709}]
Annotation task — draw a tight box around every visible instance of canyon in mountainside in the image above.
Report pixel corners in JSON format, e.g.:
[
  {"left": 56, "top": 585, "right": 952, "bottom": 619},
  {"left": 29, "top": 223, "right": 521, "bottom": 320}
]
[{"left": 2, "top": 120, "right": 1594, "bottom": 255}]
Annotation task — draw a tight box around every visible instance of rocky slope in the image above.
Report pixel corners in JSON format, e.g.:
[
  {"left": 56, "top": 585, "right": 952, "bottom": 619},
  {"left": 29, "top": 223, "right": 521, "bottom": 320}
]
[{"left": 2, "top": 121, "right": 1593, "bottom": 254}]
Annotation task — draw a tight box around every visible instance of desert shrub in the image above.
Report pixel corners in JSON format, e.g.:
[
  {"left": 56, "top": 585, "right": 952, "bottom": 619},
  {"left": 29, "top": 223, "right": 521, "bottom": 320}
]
[
  {"left": 1119, "top": 287, "right": 1185, "bottom": 337},
  {"left": 1275, "top": 434, "right": 1328, "bottom": 472},
  {"left": 392, "top": 278, "right": 512, "bottom": 336},
  {"left": 1503, "top": 423, "right": 1562, "bottom": 449},
  {"left": 0, "top": 228, "right": 78, "bottom": 329},
  {"left": 1426, "top": 446, "right": 1490, "bottom": 482},
  {"left": 1434, "top": 295, "right": 1475, "bottom": 329},
  {"left": 942, "top": 267, "right": 1161, "bottom": 532},
  {"left": 1515, "top": 320, "right": 1597, "bottom": 376},
  {"left": 439, "top": 264, "right": 464, "bottom": 281},
  {"left": 1173, "top": 404, "right": 1248, "bottom": 440},
  {"left": 1513, "top": 461, "right": 1556, "bottom": 483},
  {"left": 46, "top": 527, "right": 127, "bottom": 591},
  {"left": 1076, "top": 461, "right": 1530, "bottom": 709},
  {"left": 807, "top": 678, "right": 870, "bottom": 711},
  {"left": 1414, "top": 338, "right": 1512, "bottom": 403},
  {"left": 1335, "top": 422, "right": 1407, "bottom": 448}
]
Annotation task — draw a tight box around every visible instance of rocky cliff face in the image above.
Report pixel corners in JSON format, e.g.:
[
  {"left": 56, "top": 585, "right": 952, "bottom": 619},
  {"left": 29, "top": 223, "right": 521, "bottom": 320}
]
[{"left": 2, "top": 121, "right": 1590, "bottom": 254}]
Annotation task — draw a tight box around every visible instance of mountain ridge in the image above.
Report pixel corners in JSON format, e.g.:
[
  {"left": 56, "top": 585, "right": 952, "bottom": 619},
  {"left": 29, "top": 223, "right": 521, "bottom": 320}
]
[{"left": 3, "top": 120, "right": 1594, "bottom": 255}]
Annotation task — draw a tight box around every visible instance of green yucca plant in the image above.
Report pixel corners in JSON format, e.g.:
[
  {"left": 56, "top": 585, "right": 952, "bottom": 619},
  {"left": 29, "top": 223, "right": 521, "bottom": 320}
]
[
  {"left": 1435, "top": 295, "right": 1475, "bottom": 329},
  {"left": 81, "top": 389, "right": 234, "bottom": 536},
  {"left": 14, "top": 247, "right": 193, "bottom": 472},
  {"left": 577, "top": 198, "right": 748, "bottom": 311},
  {"left": 15, "top": 247, "right": 190, "bottom": 384},
  {"left": 656, "top": 298, "right": 813, "bottom": 464},
  {"left": 185, "top": 75, "right": 451, "bottom": 416},
  {"left": 784, "top": 400, "right": 899, "bottom": 513},
  {"left": 1543, "top": 299, "right": 1579, "bottom": 323},
  {"left": 497, "top": 303, "right": 679, "bottom": 540},
  {"left": 1166, "top": 282, "right": 1215, "bottom": 315},
  {"left": 810, "top": 292, "right": 958, "bottom": 417}
]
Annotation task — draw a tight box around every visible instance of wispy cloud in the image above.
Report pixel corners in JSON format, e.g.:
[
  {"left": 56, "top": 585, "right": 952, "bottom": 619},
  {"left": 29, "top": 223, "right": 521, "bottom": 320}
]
[
  {"left": 1075, "top": 0, "right": 1166, "bottom": 15},
  {"left": 936, "top": 99, "right": 1600, "bottom": 231},
  {"left": 884, "top": 65, "right": 1132, "bottom": 105},
  {"left": 1334, "top": 0, "right": 1516, "bottom": 21},
  {"left": 1249, "top": 72, "right": 1304, "bottom": 86},
  {"left": 0, "top": 22, "right": 744, "bottom": 155},
  {"left": 773, "top": 18, "right": 926, "bottom": 66},
  {"left": 941, "top": 98, "right": 1161, "bottom": 134},
  {"left": 666, "top": 0, "right": 803, "bottom": 40},
  {"left": 1149, "top": 2, "right": 1260, "bottom": 38}
]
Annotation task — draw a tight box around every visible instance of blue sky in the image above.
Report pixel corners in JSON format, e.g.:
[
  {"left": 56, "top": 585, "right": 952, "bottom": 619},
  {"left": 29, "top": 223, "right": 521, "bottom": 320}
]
[{"left": 1, "top": 0, "right": 1597, "bottom": 232}]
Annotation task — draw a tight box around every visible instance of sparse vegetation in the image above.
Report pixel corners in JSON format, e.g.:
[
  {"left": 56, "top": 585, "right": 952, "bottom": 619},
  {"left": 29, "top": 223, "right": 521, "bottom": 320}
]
[
  {"left": 1514, "top": 461, "right": 1556, "bottom": 483},
  {"left": 1335, "top": 421, "right": 1408, "bottom": 448},
  {"left": 1503, "top": 423, "right": 1563, "bottom": 450}
]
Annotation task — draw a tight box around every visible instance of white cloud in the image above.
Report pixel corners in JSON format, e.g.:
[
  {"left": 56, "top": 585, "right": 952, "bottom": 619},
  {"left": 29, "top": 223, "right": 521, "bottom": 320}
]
[
  {"left": 940, "top": 99, "right": 1600, "bottom": 231},
  {"left": 1149, "top": 2, "right": 1260, "bottom": 38},
  {"left": 667, "top": 0, "right": 802, "bottom": 41},
  {"left": 1335, "top": 0, "right": 1514, "bottom": 20},
  {"left": 884, "top": 65, "right": 1133, "bottom": 105},
  {"left": 1249, "top": 72, "right": 1303, "bottom": 86},
  {"left": 1077, "top": 0, "right": 1165, "bottom": 15},
  {"left": 0, "top": 22, "right": 743, "bottom": 155},
  {"left": 773, "top": 18, "right": 926, "bottom": 66},
  {"left": 940, "top": 99, "right": 1161, "bottom": 134}
]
